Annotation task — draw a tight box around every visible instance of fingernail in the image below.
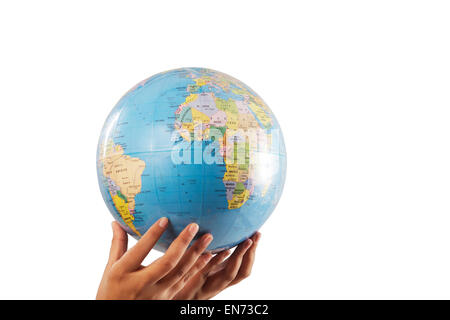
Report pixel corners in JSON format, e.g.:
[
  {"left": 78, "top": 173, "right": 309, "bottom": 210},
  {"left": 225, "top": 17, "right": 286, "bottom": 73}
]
[
  {"left": 246, "top": 239, "right": 253, "bottom": 247},
  {"left": 203, "top": 234, "right": 213, "bottom": 245},
  {"left": 159, "top": 217, "right": 168, "bottom": 228},
  {"left": 189, "top": 223, "right": 199, "bottom": 235}
]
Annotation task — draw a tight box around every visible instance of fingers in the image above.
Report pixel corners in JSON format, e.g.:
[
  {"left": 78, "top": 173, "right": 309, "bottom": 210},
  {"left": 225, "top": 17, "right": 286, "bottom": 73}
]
[
  {"left": 207, "top": 239, "right": 253, "bottom": 291},
  {"left": 107, "top": 222, "right": 128, "bottom": 266},
  {"left": 200, "top": 249, "right": 232, "bottom": 279},
  {"left": 170, "top": 252, "right": 213, "bottom": 293},
  {"left": 229, "top": 232, "right": 261, "bottom": 286},
  {"left": 159, "top": 233, "right": 213, "bottom": 287},
  {"left": 173, "top": 249, "right": 231, "bottom": 300},
  {"left": 116, "top": 217, "right": 168, "bottom": 271},
  {"left": 145, "top": 223, "right": 199, "bottom": 282},
  {"left": 221, "top": 239, "right": 253, "bottom": 282}
]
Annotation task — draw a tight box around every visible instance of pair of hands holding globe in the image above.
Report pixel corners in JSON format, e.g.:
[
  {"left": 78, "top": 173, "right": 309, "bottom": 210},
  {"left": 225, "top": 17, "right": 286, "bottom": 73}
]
[{"left": 96, "top": 217, "right": 261, "bottom": 300}]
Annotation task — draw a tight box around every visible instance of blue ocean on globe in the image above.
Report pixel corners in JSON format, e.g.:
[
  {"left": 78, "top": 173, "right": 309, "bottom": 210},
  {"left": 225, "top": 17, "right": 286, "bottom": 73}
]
[{"left": 97, "top": 68, "right": 286, "bottom": 252}]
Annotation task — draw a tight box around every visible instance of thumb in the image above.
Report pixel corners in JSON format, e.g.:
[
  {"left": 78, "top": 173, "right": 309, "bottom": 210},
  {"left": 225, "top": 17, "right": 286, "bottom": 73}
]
[{"left": 108, "top": 221, "right": 128, "bottom": 266}]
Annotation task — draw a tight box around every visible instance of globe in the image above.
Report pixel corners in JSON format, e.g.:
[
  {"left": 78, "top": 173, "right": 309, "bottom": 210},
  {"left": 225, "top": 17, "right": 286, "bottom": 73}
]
[{"left": 97, "top": 68, "right": 286, "bottom": 252}]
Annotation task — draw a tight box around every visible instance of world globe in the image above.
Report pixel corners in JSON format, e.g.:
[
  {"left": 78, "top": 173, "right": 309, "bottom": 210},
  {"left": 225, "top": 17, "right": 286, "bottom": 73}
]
[{"left": 97, "top": 68, "right": 286, "bottom": 252}]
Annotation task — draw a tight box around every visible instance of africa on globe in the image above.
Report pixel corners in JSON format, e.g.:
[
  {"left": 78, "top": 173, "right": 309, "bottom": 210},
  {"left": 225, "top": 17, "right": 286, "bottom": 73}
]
[{"left": 97, "top": 68, "right": 286, "bottom": 252}]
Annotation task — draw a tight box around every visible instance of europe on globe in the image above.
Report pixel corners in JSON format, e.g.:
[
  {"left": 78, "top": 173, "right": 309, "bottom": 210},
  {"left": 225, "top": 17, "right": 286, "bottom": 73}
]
[{"left": 97, "top": 68, "right": 286, "bottom": 252}]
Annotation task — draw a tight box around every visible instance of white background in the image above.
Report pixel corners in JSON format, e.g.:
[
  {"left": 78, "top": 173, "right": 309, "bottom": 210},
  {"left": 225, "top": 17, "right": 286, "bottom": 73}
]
[{"left": 0, "top": 1, "right": 449, "bottom": 299}]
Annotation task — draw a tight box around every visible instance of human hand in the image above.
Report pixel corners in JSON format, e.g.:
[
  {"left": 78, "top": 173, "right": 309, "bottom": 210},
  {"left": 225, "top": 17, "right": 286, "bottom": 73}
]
[
  {"left": 96, "top": 218, "right": 260, "bottom": 300},
  {"left": 173, "top": 232, "right": 261, "bottom": 300},
  {"left": 96, "top": 218, "right": 214, "bottom": 300}
]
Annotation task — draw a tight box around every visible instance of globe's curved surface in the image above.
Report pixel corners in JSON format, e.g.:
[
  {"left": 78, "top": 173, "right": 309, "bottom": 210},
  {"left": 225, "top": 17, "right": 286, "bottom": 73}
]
[{"left": 97, "top": 68, "right": 286, "bottom": 252}]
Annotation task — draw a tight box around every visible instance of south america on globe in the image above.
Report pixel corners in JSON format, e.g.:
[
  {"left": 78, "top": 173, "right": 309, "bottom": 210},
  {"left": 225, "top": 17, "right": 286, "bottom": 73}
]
[{"left": 97, "top": 68, "right": 286, "bottom": 252}]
